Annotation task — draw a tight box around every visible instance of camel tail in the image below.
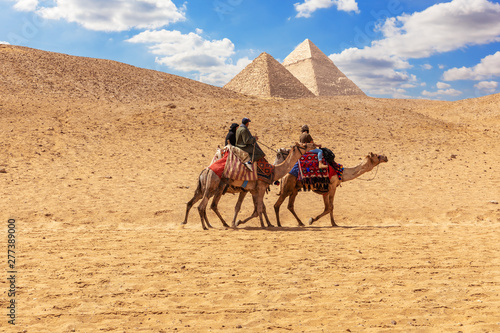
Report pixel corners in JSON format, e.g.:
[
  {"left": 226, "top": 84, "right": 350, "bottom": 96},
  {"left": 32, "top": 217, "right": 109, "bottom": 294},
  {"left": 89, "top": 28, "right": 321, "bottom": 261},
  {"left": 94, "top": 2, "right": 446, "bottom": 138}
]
[{"left": 193, "top": 168, "right": 208, "bottom": 197}]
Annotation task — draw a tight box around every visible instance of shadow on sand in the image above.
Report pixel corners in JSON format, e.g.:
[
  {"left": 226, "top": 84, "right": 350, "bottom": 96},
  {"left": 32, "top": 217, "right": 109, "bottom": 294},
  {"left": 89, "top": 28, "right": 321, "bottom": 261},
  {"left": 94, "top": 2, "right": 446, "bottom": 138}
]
[{"left": 227, "top": 225, "right": 401, "bottom": 232}]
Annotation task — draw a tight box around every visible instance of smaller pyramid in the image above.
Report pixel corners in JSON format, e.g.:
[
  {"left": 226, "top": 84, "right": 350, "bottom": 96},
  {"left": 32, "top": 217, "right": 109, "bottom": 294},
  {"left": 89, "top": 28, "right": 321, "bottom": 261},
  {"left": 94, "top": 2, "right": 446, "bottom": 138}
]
[
  {"left": 283, "top": 39, "right": 365, "bottom": 96},
  {"left": 224, "top": 52, "right": 314, "bottom": 99}
]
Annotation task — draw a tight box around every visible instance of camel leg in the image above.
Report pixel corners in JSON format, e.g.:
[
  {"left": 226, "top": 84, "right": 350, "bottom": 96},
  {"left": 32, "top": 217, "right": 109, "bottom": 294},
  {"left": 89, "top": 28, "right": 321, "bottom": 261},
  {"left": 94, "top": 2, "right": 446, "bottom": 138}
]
[
  {"left": 234, "top": 184, "right": 273, "bottom": 228},
  {"left": 210, "top": 187, "right": 230, "bottom": 228},
  {"left": 287, "top": 190, "right": 305, "bottom": 227},
  {"left": 257, "top": 206, "right": 266, "bottom": 228},
  {"left": 262, "top": 203, "right": 274, "bottom": 228},
  {"left": 273, "top": 175, "right": 298, "bottom": 228},
  {"left": 181, "top": 170, "right": 206, "bottom": 225},
  {"left": 235, "top": 194, "right": 259, "bottom": 227},
  {"left": 203, "top": 208, "right": 214, "bottom": 228},
  {"left": 235, "top": 190, "right": 273, "bottom": 228},
  {"left": 231, "top": 191, "right": 247, "bottom": 228},
  {"left": 328, "top": 190, "right": 338, "bottom": 227},
  {"left": 308, "top": 194, "right": 331, "bottom": 226},
  {"left": 255, "top": 187, "right": 268, "bottom": 229},
  {"left": 182, "top": 190, "right": 202, "bottom": 225},
  {"left": 197, "top": 196, "right": 210, "bottom": 230},
  {"left": 196, "top": 169, "right": 221, "bottom": 230},
  {"left": 235, "top": 209, "right": 258, "bottom": 227},
  {"left": 273, "top": 192, "right": 288, "bottom": 227}
]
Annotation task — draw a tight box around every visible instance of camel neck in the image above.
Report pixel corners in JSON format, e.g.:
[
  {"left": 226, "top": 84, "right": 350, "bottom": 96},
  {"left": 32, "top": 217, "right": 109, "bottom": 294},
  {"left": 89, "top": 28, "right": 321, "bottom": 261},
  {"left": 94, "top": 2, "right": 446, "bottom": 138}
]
[
  {"left": 342, "top": 158, "right": 375, "bottom": 182},
  {"left": 273, "top": 147, "right": 302, "bottom": 181}
]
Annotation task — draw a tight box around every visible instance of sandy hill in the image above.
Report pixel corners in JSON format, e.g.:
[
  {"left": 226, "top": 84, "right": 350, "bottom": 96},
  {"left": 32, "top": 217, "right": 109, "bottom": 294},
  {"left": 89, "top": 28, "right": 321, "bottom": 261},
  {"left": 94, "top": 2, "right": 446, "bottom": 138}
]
[
  {"left": 0, "top": 45, "right": 499, "bottom": 332},
  {"left": 224, "top": 52, "right": 314, "bottom": 99},
  {"left": 0, "top": 44, "right": 241, "bottom": 103},
  {"left": 283, "top": 39, "right": 365, "bottom": 96},
  {"left": 412, "top": 92, "right": 500, "bottom": 129}
]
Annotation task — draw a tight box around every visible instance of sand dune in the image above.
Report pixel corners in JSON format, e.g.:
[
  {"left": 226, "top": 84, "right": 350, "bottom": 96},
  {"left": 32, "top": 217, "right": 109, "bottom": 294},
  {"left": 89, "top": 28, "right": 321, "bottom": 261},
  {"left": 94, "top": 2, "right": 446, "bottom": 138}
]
[{"left": 0, "top": 45, "right": 499, "bottom": 332}]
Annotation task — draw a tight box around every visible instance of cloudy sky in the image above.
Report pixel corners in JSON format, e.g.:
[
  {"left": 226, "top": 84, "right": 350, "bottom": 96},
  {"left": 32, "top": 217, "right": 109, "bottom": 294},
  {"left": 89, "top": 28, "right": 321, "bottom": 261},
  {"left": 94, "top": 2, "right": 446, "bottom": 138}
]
[{"left": 1, "top": 0, "right": 499, "bottom": 101}]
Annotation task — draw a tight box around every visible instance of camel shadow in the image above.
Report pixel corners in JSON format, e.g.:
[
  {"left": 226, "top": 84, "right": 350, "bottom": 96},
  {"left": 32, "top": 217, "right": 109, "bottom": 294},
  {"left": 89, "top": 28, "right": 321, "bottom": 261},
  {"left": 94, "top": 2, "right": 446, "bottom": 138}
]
[{"left": 230, "top": 225, "right": 401, "bottom": 232}]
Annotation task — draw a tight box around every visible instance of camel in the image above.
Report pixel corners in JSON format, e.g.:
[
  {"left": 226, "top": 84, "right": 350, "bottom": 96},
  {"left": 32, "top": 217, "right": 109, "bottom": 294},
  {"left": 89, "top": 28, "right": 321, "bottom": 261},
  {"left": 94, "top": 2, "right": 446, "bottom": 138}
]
[
  {"left": 182, "top": 142, "right": 317, "bottom": 230},
  {"left": 274, "top": 152, "right": 388, "bottom": 227}
]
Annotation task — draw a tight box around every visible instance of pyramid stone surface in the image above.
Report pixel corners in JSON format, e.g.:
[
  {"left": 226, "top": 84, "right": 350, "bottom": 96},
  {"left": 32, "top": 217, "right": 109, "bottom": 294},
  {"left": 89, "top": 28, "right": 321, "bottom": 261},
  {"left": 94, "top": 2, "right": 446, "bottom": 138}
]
[
  {"left": 224, "top": 52, "right": 314, "bottom": 99},
  {"left": 283, "top": 39, "right": 365, "bottom": 96}
]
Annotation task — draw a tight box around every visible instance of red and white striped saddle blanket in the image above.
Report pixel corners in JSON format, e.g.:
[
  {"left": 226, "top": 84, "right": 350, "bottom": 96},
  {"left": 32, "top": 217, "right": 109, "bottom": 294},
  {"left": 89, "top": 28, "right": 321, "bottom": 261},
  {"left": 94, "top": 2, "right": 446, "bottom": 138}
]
[{"left": 208, "top": 148, "right": 274, "bottom": 184}]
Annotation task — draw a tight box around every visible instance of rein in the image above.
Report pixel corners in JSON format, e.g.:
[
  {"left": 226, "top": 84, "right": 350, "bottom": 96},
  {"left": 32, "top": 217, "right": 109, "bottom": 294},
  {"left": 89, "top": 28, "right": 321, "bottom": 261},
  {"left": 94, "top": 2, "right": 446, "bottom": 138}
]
[
  {"left": 276, "top": 149, "right": 289, "bottom": 162},
  {"left": 257, "top": 140, "right": 276, "bottom": 152},
  {"left": 295, "top": 144, "right": 306, "bottom": 155},
  {"left": 260, "top": 140, "right": 305, "bottom": 159},
  {"left": 357, "top": 164, "right": 380, "bottom": 181}
]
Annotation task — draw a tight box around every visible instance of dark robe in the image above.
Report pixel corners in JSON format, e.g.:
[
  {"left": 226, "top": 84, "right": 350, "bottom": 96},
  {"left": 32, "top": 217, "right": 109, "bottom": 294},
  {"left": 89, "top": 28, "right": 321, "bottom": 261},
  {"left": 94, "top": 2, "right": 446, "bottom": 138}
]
[
  {"left": 235, "top": 124, "right": 265, "bottom": 162},
  {"left": 225, "top": 123, "right": 239, "bottom": 146}
]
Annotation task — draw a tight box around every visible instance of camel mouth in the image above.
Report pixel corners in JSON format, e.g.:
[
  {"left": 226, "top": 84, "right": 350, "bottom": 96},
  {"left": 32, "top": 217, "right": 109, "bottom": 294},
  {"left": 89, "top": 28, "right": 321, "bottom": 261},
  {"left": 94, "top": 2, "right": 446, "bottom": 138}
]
[{"left": 378, "top": 155, "right": 388, "bottom": 162}]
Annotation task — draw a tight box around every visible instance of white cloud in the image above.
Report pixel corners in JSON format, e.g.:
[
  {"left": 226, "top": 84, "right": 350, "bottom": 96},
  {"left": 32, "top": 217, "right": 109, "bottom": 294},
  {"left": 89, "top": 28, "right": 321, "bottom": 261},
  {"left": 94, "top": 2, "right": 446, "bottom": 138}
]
[
  {"left": 436, "top": 82, "right": 451, "bottom": 89},
  {"left": 422, "top": 88, "right": 462, "bottom": 97},
  {"left": 474, "top": 80, "right": 498, "bottom": 93},
  {"left": 331, "top": 47, "right": 414, "bottom": 97},
  {"left": 294, "top": 0, "right": 359, "bottom": 18},
  {"left": 330, "top": 0, "right": 500, "bottom": 97},
  {"left": 12, "top": 0, "right": 38, "bottom": 11},
  {"left": 0, "top": 41, "right": 11, "bottom": 45},
  {"left": 127, "top": 30, "right": 251, "bottom": 86},
  {"left": 198, "top": 57, "right": 252, "bottom": 86},
  {"left": 443, "top": 51, "right": 500, "bottom": 81},
  {"left": 34, "top": 0, "right": 186, "bottom": 32},
  {"left": 421, "top": 64, "right": 432, "bottom": 70},
  {"left": 371, "top": 0, "right": 500, "bottom": 59}
]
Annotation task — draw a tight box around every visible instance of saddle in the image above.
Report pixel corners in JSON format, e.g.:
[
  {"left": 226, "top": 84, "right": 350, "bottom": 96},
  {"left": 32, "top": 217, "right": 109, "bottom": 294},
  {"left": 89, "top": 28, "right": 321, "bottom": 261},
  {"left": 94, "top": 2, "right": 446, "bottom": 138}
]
[
  {"left": 289, "top": 152, "right": 344, "bottom": 192},
  {"left": 208, "top": 147, "right": 274, "bottom": 185}
]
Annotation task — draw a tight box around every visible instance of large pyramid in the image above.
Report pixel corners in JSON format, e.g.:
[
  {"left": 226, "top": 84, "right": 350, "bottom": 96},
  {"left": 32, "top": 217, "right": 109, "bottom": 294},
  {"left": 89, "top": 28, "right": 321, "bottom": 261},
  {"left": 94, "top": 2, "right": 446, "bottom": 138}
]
[
  {"left": 283, "top": 39, "right": 365, "bottom": 96},
  {"left": 224, "top": 52, "right": 315, "bottom": 99}
]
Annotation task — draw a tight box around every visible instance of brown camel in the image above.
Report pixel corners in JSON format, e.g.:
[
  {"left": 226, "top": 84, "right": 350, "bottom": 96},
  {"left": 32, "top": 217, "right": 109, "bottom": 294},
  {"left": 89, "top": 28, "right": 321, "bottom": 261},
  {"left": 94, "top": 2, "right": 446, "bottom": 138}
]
[
  {"left": 274, "top": 152, "right": 388, "bottom": 227},
  {"left": 182, "top": 142, "right": 317, "bottom": 230}
]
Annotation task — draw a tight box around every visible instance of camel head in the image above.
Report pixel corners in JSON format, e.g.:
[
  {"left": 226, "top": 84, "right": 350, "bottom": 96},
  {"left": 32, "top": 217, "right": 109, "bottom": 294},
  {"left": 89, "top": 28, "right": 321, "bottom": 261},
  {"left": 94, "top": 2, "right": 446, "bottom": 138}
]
[
  {"left": 274, "top": 148, "right": 290, "bottom": 165},
  {"left": 276, "top": 142, "right": 318, "bottom": 165},
  {"left": 366, "top": 152, "right": 388, "bottom": 166},
  {"left": 295, "top": 142, "right": 318, "bottom": 153}
]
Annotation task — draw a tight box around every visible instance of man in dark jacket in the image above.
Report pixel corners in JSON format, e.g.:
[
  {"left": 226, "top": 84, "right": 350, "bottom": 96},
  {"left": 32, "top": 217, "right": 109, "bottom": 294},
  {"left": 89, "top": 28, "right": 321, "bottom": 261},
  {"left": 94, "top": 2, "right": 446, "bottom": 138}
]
[
  {"left": 299, "top": 124, "right": 314, "bottom": 143},
  {"left": 225, "top": 123, "right": 239, "bottom": 146},
  {"left": 235, "top": 118, "right": 265, "bottom": 169}
]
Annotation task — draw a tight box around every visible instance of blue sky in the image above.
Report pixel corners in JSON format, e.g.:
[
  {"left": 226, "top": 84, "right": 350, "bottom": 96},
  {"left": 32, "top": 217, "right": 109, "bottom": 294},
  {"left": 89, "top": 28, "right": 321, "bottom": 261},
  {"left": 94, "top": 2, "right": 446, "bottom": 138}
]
[{"left": 1, "top": 0, "right": 499, "bottom": 101}]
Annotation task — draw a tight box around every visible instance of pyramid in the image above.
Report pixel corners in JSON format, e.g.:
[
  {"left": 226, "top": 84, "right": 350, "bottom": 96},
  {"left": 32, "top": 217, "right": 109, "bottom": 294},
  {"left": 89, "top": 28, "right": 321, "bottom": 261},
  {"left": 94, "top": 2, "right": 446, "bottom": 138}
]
[
  {"left": 283, "top": 39, "right": 365, "bottom": 96},
  {"left": 224, "top": 52, "right": 315, "bottom": 99}
]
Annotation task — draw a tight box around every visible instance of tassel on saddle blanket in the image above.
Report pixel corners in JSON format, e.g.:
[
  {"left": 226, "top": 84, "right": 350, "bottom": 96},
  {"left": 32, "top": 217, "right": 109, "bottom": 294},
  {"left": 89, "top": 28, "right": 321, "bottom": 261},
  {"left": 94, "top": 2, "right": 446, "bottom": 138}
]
[
  {"left": 289, "top": 152, "right": 344, "bottom": 191},
  {"left": 208, "top": 147, "right": 274, "bottom": 184}
]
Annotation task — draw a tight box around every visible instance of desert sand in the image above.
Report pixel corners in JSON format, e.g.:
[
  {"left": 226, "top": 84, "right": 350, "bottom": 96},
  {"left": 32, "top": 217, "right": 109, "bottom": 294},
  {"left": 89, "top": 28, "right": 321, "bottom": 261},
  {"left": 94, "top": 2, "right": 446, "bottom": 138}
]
[{"left": 1, "top": 45, "right": 499, "bottom": 332}]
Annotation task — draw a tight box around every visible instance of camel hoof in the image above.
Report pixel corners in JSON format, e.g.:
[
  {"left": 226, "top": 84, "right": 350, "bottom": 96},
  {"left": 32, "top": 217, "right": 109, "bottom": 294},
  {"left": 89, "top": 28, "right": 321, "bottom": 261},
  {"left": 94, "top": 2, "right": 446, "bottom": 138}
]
[
  {"left": 308, "top": 218, "right": 314, "bottom": 225},
  {"left": 267, "top": 224, "right": 275, "bottom": 228},
  {"left": 234, "top": 220, "right": 241, "bottom": 227},
  {"left": 298, "top": 222, "right": 305, "bottom": 227}
]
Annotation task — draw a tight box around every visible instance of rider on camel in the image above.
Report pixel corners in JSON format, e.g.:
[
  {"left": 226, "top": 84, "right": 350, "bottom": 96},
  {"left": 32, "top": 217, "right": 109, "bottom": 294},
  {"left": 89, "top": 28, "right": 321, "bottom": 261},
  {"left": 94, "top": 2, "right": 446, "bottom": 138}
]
[
  {"left": 300, "top": 124, "right": 327, "bottom": 168},
  {"left": 235, "top": 118, "right": 265, "bottom": 171}
]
